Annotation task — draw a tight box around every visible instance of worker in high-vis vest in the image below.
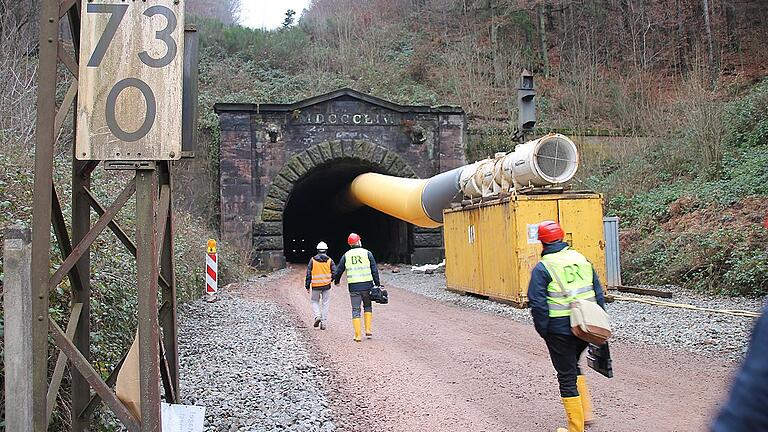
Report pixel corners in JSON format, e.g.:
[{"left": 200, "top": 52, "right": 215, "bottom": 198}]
[
  {"left": 305, "top": 241, "right": 335, "bottom": 330},
  {"left": 333, "top": 233, "right": 381, "bottom": 342},
  {"left": 527, "top": 220, "right": 606, "bottom": 432}
]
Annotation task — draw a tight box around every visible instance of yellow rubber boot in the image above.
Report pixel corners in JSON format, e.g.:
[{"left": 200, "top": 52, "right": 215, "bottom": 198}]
[
  {"left": 352, "top": 318, "right": 362, "bottom": 342},
  {"left": 556, "top": 396, "right": 584, "bottom": 432},
  {"left": 364, "top": 312, "right": 373, "bottom": 338},
  {"left": 577, "top": 375, "right": 595, "bottom": 424}
]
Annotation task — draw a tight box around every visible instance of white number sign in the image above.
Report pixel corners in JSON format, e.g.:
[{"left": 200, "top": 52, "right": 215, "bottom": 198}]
[{"left": 76, "top": 0, "right": 185, "bottom": 160}]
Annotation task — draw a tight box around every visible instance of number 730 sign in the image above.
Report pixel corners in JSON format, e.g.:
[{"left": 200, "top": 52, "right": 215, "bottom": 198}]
[{"left": 76, "top": 0, "right": 184, "bottom": 161}]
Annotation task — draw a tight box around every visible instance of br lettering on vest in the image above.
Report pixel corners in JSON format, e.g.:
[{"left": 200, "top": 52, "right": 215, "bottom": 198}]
[{"left": 562, "top": 264, "right": 586, "bottom": 284}]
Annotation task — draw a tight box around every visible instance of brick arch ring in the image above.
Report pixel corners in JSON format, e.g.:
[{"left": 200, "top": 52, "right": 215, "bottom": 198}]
[{"left": 260, "top": 139, "right": 419, "bottom": 222}]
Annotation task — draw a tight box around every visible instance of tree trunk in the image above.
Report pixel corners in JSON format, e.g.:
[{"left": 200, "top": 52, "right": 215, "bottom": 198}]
[
  {"left": 723, "top": 0, "right": 738, "bottom": 50},
  {"left": 538, "top": 2, "right": 550, "bottom": 78},
  {"left": 675, "top": 0, "right": 688, "bottom": 76},
  {"left": 490, "top": 0, "right": 504, "bottom": 86},
  {"left": 618, "top": 0, "right": 632, "bottom": 55},
  {"left": 702, "top": 0, "right": 717, "bottom": 89}
]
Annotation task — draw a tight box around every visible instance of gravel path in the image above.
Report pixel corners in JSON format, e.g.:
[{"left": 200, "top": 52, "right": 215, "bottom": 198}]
[
  {"left": 383, "top": 266, "right": 765, "bottom": 362},
  {"left": 177, "top": 272, "right": 336, "bottom": 432},
  {"left": 172, "top": 265, "right": 753, "bottom": 431},
  {"left": 261, "top": 266, "right": 733, "bottom": 432}
]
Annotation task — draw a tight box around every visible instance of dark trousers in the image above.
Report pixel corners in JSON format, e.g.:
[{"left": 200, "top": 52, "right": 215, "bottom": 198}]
[
  {"left": 349, "top": 290, "right": 372, "bottom": 318},
  {"left": 545, "top": 334, "right": 589, "bottom": 397}
]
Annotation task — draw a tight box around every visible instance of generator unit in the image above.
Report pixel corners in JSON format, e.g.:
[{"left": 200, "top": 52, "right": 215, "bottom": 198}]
[{"left": 443, "top": 192, "right": 607, "bottom": 307}]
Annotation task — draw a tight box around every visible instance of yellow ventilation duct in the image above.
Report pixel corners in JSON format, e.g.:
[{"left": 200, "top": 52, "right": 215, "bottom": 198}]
[{"left": 345, "top": 134, "right": 579, "bottom": 228}]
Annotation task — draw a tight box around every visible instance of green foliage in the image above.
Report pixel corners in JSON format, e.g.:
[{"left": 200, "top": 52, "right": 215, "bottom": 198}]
[
  {"left": 622, "top": 226, "right": 768, "bottom": 296},
  {"left": 723, "top": 79, "right": 768, "bottom": 150},
  {"left": 608, "top": 183, "right": 689, "bottom": 229},
  {"left": 601, "top": 79, "right": 768, "bottom": 296},
  {"left": 194, "top": 17, "right": 268, "bottom": 58},
  {"left": 466, "top": 127, "right": 516, "bottom": 160}
]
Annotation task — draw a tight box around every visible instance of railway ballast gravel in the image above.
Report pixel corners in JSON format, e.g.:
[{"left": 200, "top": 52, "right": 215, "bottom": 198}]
[{"left": 177, "top": 289, "right": 336, "bottom": 432}]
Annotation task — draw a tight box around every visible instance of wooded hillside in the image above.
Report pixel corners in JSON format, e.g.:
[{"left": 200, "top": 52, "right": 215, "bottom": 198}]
[
  {"left": 196, "top": 0, "right": 767, "bottom": 130},
  {"left": 191, "top": 0, "right": 768, "bottom": 296}
]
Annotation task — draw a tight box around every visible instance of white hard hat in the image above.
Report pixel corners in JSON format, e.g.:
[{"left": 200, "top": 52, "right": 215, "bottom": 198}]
[{"left": 316, "top": 241, "right": 328, "bottom": 251}]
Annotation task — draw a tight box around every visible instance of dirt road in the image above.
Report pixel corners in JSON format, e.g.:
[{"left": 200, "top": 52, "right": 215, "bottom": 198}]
[{"left": 245, "top": 266, "right": 733, "bottom": 432}]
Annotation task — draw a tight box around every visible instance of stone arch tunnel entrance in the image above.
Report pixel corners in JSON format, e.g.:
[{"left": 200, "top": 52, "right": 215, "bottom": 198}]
[
  {"left": 282, "top": 158, "right": 412, "bottom": 264},
  {"left": 214, "top": 88, "right": 467, "bottom": 269}
]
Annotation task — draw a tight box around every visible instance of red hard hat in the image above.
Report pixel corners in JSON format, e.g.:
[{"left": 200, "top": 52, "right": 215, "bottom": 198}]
[
  {"left": 538, "top": 220, "right": 565, "bottom": 243},
  {"left": 347, "top": 233, "right": 361, "bottom": 246}
]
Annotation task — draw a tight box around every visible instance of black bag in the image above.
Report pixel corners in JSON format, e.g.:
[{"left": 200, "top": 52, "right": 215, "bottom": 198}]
[
  {"left": 370, "top": 286, "right": 388, "bottom": 304},
  {"left": 587, "top": 342, "right": 614, "bottom": 378}
]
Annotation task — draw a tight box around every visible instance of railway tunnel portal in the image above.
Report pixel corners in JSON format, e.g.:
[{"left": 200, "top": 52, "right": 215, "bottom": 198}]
[{"left": 215, "top": 89, "right": 467, "bottom": 269}]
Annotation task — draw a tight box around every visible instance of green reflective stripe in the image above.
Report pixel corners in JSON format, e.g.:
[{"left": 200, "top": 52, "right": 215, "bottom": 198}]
[
  {"left": 547, "top": 298, "right": 571, "bottom": 306},
  {"left": 345, "top": 248, "right": 373, "bottom": 283},
  {"left": 550, "top": 310, "right": 571, "bottom": 317}
]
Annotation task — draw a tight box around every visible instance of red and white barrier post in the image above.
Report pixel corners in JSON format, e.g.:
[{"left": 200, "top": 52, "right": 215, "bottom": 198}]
[{"left": 206, "top": 239, "right": 218, "bottom": 301}]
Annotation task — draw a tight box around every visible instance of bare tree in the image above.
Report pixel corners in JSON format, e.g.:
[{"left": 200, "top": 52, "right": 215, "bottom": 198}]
[
  {"left": 537, "top": 1, "right": 549, "bottom": 78},
  {"left": 675, "top": 0, "right": 689, "bottom": 76},
  {"left": 701, "top": 0, "right": 717, "bottom": 89},
  {"left": 0, "top": 0, "right": 39, "bottom": 153}
]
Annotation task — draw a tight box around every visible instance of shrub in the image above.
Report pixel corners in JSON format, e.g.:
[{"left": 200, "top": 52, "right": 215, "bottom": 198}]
[{"left": 607, "top": 79, "right": 768, "bottom": 296}]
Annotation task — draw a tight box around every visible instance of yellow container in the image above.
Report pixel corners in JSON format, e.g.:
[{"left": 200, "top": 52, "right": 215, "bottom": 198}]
[{"left": 443, "top": 193, "right": 606, "bottom": 307}]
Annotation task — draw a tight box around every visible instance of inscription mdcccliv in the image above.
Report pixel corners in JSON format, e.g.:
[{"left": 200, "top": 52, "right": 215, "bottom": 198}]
[{"left": 296, "top": 112, "right": 397, "bottom": 126}]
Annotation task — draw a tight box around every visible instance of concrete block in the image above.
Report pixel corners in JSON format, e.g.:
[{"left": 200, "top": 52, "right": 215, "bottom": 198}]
[
  {"left": 330, "top": 141, "right": 343, "bottom": 159},
  {"left": 253, "top": 222, "right": 283, "bottom": 236},
  {"left": 296, "top": 152, "right": 314, "bottom": 172},
  {"left": 253, "top": 251, "right": 286, "bottom": 271},
  {"left": 253, "top": 235, "right": 283, "bottom": 250},
  {"left": 411, "top": 247, "right": 445, "bottom": 265},
  {"left": 262, "top": 209, "right": 283, "bottom": 222},
  {"left": 414, "top": 232, "right": 444, "bottom": 248},
  {"left": 3, "top": 225, "right": 33, "bottom": 431},
  {"left": 267, "top": 185, "right": 290, "bottom": 202},
  {"left": 271, "top": 175, "right": 293, "bottom": 195},
  {"left": 286, "top": 156, "right": 308, "bottom": 178},
  {"left": 317, "top": 142, "right": 333, "bottom": 161},
  {"left": 306, "top": 146, "right": 324, "bottom": 166},
  {"left": 263, "top": 196, "right": 285, "bottom": 212}
]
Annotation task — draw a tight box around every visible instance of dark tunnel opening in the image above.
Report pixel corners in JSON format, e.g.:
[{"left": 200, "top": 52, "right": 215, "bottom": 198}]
[{"left": 283, "top": 159, "right": 414, "bottom": 264}]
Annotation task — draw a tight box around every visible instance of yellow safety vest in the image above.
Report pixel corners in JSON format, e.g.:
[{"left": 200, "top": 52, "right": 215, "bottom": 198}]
[
  {"left": 540, "top": 247, "right": 597, "bottom": 318},
  {"left": 310, "top": 258, "right": 333, "bottom": 287},
  {"left": 344, "top": 248, "right": 373, "bottom": 284}
]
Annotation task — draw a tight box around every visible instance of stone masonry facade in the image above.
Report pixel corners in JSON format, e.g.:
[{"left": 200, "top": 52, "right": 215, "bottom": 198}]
[{"left": 215, "top": 89, "right": 467, "bottom": 269}]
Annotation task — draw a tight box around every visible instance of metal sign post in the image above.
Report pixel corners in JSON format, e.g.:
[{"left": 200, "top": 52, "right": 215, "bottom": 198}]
[{"left": 29, "top": 0, "right": 190, "bottom": 430}]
